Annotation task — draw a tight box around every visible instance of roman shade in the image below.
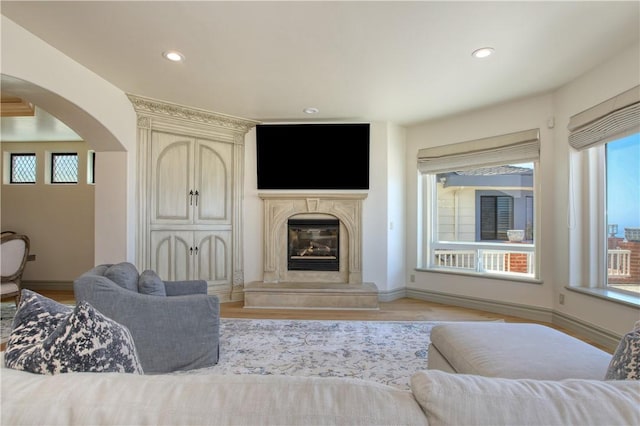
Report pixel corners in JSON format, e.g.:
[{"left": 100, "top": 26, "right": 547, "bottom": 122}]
[
  {"left": 568, "top": 85, "right": 640, "bottom": 151},
  {"left": 417, "top": 128, "right": 540, "bottom": 174}
]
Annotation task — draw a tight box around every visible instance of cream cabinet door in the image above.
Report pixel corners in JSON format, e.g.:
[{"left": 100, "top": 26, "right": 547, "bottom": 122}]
[
  {"left": 193, "top": 230, "right": 232, "bottom": 285},
  {"left": 193, "top": 139, "right": 232, "bottom": 225},
  {"left": 151, "top": 133, "right": 231, "bottom": 226},
  {"left": 150, "top": 230, "right": 195, "bottom": 282},
  {"left": 150, "top": 230, "right": 231, "bottom": 285},
  {"left": 150, "top": 132, "right": 195, "bottom": 225}
]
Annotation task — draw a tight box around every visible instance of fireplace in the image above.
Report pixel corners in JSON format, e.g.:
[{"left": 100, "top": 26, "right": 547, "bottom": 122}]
[
  {"left": 288, "top": 219, "right": 339, "bottom": 271},
  {"left": 245, "top": 193, "right": 378, "bottom": 310},
  {"left": 258, "top": 193, "right": 367, "bottom": 284}
]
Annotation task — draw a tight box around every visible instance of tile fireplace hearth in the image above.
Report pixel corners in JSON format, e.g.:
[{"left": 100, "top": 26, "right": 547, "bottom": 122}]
[{"left": 244, "top": 193, "right": 379, "bottom": 310}]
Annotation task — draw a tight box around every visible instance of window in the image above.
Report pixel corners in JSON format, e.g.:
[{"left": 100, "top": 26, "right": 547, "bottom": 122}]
[
  {"left": 88, "top": 151, "right": 96, "bottom": 184},
  {"left": 10, "top": 153, "right": 36, "bottom": 184},
  {"left": 418, "top": 129, "right": 540, "bottom": 279},
  {"left": 606, "top": 134, "right": 639, "bottom": 294},
  {"left": 480, "top": 195, "right": 514, "bottom": 241},
  {"left": 51, "top": 153, "right": 78, "bottom": 184},
  {"left": 568, "top": 85, "right": 639, "bottom": 296}
]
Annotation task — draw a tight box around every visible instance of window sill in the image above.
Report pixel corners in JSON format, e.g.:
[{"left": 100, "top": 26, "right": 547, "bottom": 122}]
[
  {"left": 565, "top": 287, "right": 640, "bottom": 308},
  {"left": 415, "top": 267, "right": 542, "bottom": 285}
]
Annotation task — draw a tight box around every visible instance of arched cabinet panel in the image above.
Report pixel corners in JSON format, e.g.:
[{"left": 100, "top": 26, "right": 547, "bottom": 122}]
[{"left": 151, "top": 134, "right": 193, "bottom": 224}]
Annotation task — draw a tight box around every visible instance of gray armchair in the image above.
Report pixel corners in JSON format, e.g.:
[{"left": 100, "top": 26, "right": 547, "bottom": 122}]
[{"left": 73, "top": 262, "right": 220, "bottom": 374}]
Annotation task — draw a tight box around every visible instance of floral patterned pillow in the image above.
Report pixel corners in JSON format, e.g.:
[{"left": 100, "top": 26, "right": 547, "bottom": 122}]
[
  {"left": 4, "top": 289, "right": 143, "bottom": 375},
  {"left": 605, "top": 321, "right": 640, "bottom": 380}
]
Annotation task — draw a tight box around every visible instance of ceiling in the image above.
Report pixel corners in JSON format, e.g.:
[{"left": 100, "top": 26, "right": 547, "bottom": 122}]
[{"left": 1, "top": 1, "right": 639, "bottom": 141}]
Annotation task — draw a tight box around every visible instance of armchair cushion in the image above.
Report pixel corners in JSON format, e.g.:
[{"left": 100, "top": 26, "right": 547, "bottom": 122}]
[
  {"left": 138, "top": 269, "right": 167, "bottom": 296},
  {"left": 4, "top": 289, "right": 143, "bottom": 375},
  {"left": 74, "top": 267, "right": 220, "bottom": 374},
  {"left": 104, "top": 262, "right": 139, "bottom": 292}
]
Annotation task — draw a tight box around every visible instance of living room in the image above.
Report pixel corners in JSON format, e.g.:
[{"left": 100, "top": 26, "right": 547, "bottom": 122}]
[{"left": 1, "top": 1, "right": 639, "bottom": 351}]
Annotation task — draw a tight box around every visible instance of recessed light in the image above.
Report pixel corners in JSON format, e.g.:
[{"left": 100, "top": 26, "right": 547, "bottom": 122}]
[
  {"left": 162, "top": 50, "right": 185, "bottom": 62},
  {"left": 303, "top": 107, "right": 319, "bottom": 114},
  {"left": 471, "top": 47, "right": 494, "bottom": 59}
]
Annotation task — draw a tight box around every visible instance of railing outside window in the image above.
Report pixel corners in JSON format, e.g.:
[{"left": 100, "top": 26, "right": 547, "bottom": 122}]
[
  {"left": 608, "top": 249, "right": 631, "bottom": 277},
  {"left": 432, "top": 242, "right": 535, "bottom": 277}
]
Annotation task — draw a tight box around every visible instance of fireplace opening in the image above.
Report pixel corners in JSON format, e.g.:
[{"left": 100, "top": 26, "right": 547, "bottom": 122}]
[{"left": 288, "top": 219, "right": 339, "bottom": 271}]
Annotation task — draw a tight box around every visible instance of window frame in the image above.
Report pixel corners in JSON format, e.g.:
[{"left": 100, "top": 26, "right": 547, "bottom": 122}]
[
  {"left": 567, "top": 85, "right": 639, "bottom": 302},
  {"left": 9, "top": 153, "right": 37, "bottom": 184},
  {"left": 600, "top": 136, "right": 638, "bottom": 297},
  {"left": 50, "top": 152, "right": 79, "bottom": 184},
  {"left": 419, "top": 162, "right": 540, "bottom": 281}
]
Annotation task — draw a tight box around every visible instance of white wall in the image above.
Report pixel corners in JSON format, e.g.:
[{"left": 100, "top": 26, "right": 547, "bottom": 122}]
[
  {"left": 385, "top": 123, "right": 407, "bottom": 294},
  {"left": 405, "top": 42, "right": 640, "bottom": 336},
  {"left": 243, "top": 122, "right": 402, "bottom": 294},
  {"left": 1, "top": 141, "right": 94, "bottom": 282},
  {"left": 1, "top": 16, "right": 137, "bottom": 266},
  {"left": 551, "top": 42, "right": 640, "bottom": 335},
  {"left": 406, "top": 93, "right": 556, "bottom": 309}
]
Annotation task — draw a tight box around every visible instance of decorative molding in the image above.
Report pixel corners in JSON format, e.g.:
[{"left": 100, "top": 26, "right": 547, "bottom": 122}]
[
  {"left": 127, "top": 94, "right": 259, "bottom": 134},
  {"left": 137, "top": 116, "right": 151, "bottom": 129},
  {"left": 0, "top": 95, "right": 35, "bottom": 117}
]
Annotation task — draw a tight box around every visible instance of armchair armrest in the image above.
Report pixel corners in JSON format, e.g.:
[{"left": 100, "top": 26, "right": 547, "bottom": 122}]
[{"left": 164, "top": 279, "right": 207, "bottom": 296}]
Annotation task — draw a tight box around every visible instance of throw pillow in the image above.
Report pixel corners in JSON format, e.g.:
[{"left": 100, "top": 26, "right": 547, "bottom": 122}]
[
  {"left": 4, "top": 289, "right": 143, "bottom": 375},
  {"left": 605, "top": 320, "right": 640, "bottom": 380},
  {"left": 104, "top": 262, "right": 139, "bottom": 292},
  {"left": 138, "top": 269, "right": 167, "bottom": 296}
]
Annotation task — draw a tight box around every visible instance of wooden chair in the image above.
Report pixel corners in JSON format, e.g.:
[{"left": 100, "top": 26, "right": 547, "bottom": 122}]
[{"left": 1, "top": 233, "right": 30, "bottom": 306}]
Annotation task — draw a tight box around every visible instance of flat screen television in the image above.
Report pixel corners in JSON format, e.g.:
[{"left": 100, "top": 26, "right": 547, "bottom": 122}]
[{"left": 256, "top": 123, "right": 370, "bottom": 190}]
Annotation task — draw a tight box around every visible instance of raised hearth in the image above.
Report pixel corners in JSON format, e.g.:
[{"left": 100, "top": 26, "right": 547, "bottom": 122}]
[{"left": 244, "top": 282, "right": 379, "bottom": 310}]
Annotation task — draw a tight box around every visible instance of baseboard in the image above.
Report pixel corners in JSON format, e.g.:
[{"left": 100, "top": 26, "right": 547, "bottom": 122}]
[
  {"left": 406, "top": 287, "right": 554, "bottom": 322},
  {"left": 22, "top": 281, "right": 73, "bottom": 291},
  {"left": 406, "top": 287, "right": 620, "bottom": 351},
  {"left": 377, "top": 287, "right": 407, "bottom": 302},
  {"left": 551, "top": 311, "right": 621, "bottom": 350}
]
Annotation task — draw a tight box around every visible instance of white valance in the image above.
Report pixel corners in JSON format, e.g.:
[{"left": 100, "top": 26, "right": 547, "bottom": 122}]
[
  {"left": 568, "top": 85, "right": 640, "bottom": 151},
  {"left": 417, "top": 128, "right": 540, "bottom": 174}
]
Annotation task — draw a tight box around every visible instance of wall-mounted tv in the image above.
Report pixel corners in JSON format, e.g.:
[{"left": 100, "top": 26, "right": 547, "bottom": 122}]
[{"left": 256, "top": 123, "right": 370, "bottom": 190}]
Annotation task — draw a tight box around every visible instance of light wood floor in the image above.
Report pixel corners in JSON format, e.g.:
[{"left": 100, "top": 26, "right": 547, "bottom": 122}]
[{"left": 27, "top": 289, "right": 611, "bottom": 352}]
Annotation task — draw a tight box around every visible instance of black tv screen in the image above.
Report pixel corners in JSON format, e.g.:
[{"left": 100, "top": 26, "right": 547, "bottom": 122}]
[{"left": 256, "top": 123, "right": 370, "bottom": 190}]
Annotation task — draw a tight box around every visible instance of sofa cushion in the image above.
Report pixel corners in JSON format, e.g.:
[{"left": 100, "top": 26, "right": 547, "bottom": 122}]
[
  {"left": 0, "top": 369, "right": 428, "bottom": 426},
  {"left": 429, "top": 322, "right": 612, "bottom": 379},
  {"left": 605, "top": 321, "right": 640, "bottom": 380},
  {"left": 4, "top": 289, "right": 143, "bottom": 375},
  {"left": 138, "top": 269, "right": 167, "bottom": 296},
  {"left": 104, "top": 262, "right": 139, "bottom": 292},
  {"left": 411, "top": 370, "right": 640, "bottom": 426}
]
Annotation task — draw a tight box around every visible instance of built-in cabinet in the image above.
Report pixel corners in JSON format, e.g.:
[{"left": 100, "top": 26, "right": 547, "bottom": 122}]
[{"left": 129, "top": 94, "right": 258, "bottom": 301}]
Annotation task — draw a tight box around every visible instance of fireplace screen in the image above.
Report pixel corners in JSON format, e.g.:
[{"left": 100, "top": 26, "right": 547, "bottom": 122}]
[{"left": 288, "top": 219, "right": 339, "bottom": 271}]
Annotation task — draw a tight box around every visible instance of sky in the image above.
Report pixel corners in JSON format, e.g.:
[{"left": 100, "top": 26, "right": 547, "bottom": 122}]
[{"left": 607, "top": 132, "right": 640, "bottom": 238}]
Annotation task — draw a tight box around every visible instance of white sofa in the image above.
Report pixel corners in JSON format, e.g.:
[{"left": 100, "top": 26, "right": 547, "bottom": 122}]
[{"left": 2, "top": 322, "right": 639, "bottom": 425}]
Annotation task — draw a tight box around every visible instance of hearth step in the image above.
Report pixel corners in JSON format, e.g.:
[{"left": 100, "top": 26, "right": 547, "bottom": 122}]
[{"left": 243, "top": 282, "right": 379, "bottom": 310}]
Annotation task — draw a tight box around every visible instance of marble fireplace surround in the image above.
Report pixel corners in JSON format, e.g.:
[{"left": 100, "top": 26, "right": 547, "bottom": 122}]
[{"left": 259, "top": 193, "right": 367, "bottom": 284}]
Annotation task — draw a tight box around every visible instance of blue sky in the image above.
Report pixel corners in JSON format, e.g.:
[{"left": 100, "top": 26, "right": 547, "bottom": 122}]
[{"left": 607, "top": 132, "right": 640, "bottom": 237}]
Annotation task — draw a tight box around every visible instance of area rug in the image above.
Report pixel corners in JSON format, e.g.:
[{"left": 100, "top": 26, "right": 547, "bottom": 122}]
[
  {"left": 1, "top": 302, "right": 19, "bottom": 344},
  {"left": 2, "top": 305, "right": 469, "bottom": 390},
  {"left": 174, "top": 318, "right": 436, "bottom": 390}
]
